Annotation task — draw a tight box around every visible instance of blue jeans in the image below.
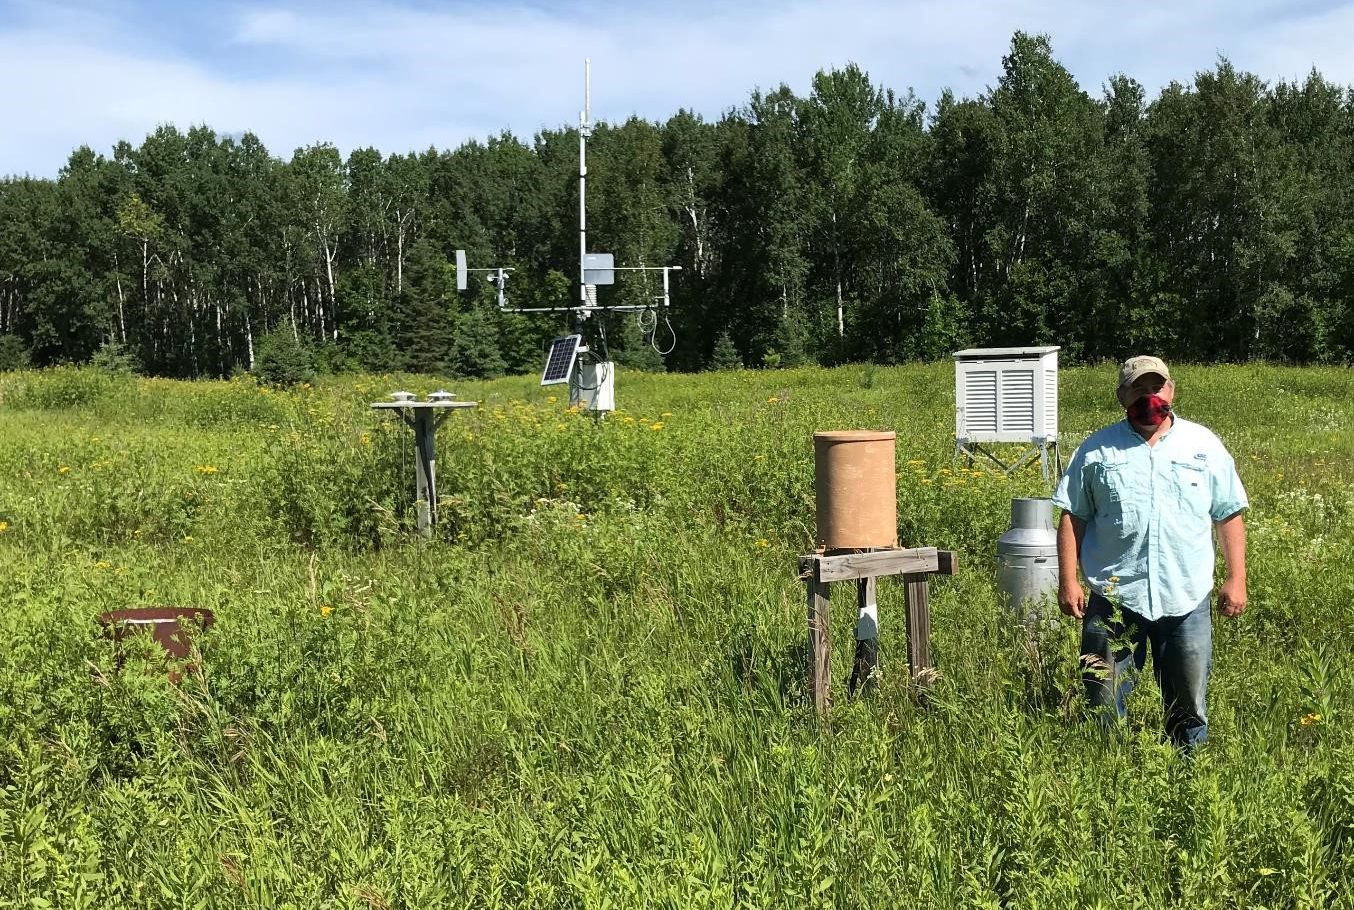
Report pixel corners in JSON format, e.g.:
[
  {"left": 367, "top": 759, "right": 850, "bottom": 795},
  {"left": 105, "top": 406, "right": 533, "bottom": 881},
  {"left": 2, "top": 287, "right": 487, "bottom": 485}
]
[{"left": 1081, "top": 593, "right": 1212, "bottom": 748}]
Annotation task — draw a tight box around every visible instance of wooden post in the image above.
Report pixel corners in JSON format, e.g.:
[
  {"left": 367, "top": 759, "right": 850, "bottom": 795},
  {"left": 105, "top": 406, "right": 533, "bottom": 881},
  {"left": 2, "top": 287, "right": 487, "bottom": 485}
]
[{"left": 807, "top": 577, "right": 831, "bottom": 715}]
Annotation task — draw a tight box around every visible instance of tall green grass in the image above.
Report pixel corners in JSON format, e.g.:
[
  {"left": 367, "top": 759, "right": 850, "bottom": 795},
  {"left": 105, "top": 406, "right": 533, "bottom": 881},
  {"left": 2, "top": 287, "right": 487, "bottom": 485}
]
[{"left": 0, "top": 363, "right": 1350, "bottom": 908}]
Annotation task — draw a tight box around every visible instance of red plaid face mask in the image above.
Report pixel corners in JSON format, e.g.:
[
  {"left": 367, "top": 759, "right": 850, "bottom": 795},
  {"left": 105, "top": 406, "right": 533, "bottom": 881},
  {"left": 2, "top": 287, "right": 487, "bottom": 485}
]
[{"left": 1128, "top": 393, "right": 1171, "bottom": 427}]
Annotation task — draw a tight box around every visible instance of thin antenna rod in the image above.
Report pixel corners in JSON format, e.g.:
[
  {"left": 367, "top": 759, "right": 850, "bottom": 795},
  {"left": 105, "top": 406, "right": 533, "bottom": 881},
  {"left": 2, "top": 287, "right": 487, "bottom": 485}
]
[{"left": 578, "top": 59, "right": 591, "bottom": 311}]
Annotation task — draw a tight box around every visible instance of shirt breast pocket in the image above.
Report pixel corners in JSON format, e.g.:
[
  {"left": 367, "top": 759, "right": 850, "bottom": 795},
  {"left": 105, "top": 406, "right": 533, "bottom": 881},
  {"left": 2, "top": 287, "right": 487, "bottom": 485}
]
[
  {"left": 1171, "top": 460, "right": 1210, "bottom": 519},
  {"left": 1091, "top": 463, "right": 1133, "bottom": 523}
]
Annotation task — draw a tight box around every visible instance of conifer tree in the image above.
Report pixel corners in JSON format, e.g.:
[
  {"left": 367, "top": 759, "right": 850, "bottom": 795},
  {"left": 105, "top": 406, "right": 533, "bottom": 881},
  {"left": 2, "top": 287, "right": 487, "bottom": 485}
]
[{"left": 708, "top": 331, "right": 742, "bottom": 370}]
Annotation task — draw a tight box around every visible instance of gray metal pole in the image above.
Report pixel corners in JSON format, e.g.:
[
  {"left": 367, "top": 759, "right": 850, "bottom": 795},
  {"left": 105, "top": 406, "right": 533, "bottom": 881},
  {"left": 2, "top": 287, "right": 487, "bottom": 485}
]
[
  {"left": 413, "top": 411, "right": 437, "bottom": 536},
  {"left": 579, "top": 59, "right": 590, "bottom": 308}
]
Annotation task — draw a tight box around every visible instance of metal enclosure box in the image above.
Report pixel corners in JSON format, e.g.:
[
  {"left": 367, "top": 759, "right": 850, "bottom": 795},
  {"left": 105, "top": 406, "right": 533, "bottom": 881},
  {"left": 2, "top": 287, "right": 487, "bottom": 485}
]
[
  {"left": 953, "top": 346, "right": 1059, "bottom": 444},
  {"left": 570, "top": 361, "right": 615, "bottom": 412},
  {"left": 583, "top": 253, "right": 615, "bottom": 286}
]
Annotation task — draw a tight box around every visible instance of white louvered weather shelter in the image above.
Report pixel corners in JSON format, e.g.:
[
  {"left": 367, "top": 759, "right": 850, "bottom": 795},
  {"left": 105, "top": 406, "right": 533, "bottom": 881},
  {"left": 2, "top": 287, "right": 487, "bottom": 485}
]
[{"left": 953, "top": 346, "right": 1061, "bottom": 480}]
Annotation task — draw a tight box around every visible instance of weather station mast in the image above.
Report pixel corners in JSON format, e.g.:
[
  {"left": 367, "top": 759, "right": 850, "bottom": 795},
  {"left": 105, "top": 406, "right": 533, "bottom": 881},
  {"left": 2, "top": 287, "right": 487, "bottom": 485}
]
[{"left": 456, "top": 60, "right": 680, "bottom": 413}]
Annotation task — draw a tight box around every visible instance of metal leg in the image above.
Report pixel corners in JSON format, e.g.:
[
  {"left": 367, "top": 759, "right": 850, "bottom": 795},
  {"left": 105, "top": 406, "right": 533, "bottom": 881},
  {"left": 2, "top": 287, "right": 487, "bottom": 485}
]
[
  {"left": 850, "top": 576, "right": 879, "bottom": 698},
  {"left": 969, "top": 442, "right": 1012, "bottom": 473},
  {"left": 1003, "top": 447, "right": 1041, "bottom": 475},
  {"left": 413, "top": 411, "right": 437, "bottom": 536}
]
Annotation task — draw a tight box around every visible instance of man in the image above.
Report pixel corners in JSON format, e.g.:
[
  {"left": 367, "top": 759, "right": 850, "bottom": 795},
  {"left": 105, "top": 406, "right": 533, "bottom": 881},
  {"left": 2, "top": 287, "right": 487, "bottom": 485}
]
[{"left": 1053, "top": 356, "right": 1248, "bottom": 747}]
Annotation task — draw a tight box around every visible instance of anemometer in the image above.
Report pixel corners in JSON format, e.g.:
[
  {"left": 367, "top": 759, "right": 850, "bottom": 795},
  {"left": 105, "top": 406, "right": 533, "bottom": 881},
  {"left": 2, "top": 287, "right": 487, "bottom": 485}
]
[{"left": 454, "top": 60, "right": 680, "bottom": 414}]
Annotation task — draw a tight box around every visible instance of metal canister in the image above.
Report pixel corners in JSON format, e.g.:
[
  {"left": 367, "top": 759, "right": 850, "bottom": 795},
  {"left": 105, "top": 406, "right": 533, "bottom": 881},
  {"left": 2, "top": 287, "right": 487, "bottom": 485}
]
[{"left": 996, "top": 498, "right": 1059, "bottom": 625}]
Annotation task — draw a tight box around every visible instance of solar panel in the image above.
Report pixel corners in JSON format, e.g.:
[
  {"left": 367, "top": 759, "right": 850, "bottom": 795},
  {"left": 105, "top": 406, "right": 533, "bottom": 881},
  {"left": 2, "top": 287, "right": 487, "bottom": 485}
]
[{"left": 541, "top": 335, "right": 582, "bottom": 386}]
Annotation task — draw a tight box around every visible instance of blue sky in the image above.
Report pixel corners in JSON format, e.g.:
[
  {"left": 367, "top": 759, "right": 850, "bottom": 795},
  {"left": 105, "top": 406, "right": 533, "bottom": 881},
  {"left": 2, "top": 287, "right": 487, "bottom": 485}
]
[{"left": 2, "top": 0, "right": 1353, "bottom": 178}]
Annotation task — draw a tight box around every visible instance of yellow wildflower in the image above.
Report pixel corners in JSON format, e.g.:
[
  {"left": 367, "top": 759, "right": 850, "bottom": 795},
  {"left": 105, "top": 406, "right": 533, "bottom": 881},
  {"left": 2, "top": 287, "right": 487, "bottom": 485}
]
[
  {"left": 1300, "top": 712, "right": 1322, "bottom": 727},
  {"left": 319, "top": 605, "right": 333, "bottom": 618},
  {"left": 547, "top": 395, "right": 558, "bottom": 403},
  {"left": 650, "top": 422, "right": 664, "bottom": 431},
  {"left": 755, "top": 538, "right": 769, "bottom": 548},
  {"left": 661, "top": 412, "right": 673, "bottom": 418},
  {"left": 58, "top": 465, "right": 71, "bottom": 474},
  {"left": 95, "top": 561, "right": 111, "bottom": 570},
  {"left": 0, "top": 521, "right": 8, "bottom": 533},
  {"left": 195, "top": 465, "right": 218, "bottom": 475},
  {"left": 622, "top": 416, "right": 635, "bottom": 424},
  {"left": 360, "top": 433, "right": 371, "bottom": 446}
]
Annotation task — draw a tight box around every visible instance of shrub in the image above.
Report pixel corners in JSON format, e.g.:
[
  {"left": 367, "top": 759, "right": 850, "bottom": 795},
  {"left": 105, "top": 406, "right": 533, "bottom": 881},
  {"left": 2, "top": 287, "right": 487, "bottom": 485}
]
[
  {"left": 254, "top": 328, "right": 316, "bottom": 387},
  {"left": 89, "top": 341, "right": 141, "bottom": 375},
  {"left": 0, "top": 334, "right": 30, "bottom": 372}
]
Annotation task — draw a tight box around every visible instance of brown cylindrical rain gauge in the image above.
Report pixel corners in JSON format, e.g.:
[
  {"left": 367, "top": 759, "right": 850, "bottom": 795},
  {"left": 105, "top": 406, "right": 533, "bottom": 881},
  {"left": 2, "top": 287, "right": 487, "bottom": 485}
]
[{"left": 814, "top": 430, "right": 898, "bottom": 550}]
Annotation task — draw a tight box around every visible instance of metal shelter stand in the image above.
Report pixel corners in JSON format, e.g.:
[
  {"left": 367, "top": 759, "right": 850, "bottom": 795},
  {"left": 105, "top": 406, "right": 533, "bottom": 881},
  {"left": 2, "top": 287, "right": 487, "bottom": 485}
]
[
  {"left": 798, "top": 546, "right": 958, "bottom": 715},
  {"left": 370, "top": 397, "right": 477, "bottom": 536},
  {"left": 954, "top": 437, "right": 1062, "bottom": 481}
]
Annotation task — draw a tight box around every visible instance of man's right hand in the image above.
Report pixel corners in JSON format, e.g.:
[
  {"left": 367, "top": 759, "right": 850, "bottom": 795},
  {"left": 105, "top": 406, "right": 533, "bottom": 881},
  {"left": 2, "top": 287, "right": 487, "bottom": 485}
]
[
  {"left": 1058, "top": 580, "right": 1086, "bottom": 619},
  {"left": 1056, "top": 512, "right": 1088, "bottom": 620}
]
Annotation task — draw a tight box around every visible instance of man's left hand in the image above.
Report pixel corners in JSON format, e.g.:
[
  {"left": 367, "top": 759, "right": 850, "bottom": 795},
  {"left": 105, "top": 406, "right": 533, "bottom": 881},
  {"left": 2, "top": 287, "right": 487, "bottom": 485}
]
[{"left": 1219, "top": 577, "right": 1248, "bottom": 617}]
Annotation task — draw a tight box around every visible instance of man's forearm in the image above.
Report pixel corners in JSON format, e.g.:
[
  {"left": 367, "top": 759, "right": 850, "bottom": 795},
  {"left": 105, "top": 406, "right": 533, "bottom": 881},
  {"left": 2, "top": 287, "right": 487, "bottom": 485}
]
[
  {"left": 1057, "top": 512, "right": 1085, "bottom": 585},
  {"left": 1217, "top": 512, "right": 1247, "bottom": 580}
]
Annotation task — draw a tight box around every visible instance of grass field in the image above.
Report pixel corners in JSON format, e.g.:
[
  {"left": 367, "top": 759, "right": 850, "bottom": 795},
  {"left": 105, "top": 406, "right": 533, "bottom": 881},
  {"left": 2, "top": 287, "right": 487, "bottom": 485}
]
[{"left": 0, "top": 362, "right": 1351, "bottom": 909}]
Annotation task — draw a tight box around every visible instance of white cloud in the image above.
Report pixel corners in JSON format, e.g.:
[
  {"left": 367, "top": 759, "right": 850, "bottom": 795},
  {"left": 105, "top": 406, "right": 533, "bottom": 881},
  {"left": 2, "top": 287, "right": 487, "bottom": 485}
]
[{"left": 2, "top": 0, "right": 1353, "bottom": 178}]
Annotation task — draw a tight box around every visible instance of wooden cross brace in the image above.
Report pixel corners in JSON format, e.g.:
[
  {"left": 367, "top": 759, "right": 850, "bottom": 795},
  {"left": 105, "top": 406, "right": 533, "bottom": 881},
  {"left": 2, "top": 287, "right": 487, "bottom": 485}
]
[{"left": 797, "top": 547, "right": 959, "bottom": 715}]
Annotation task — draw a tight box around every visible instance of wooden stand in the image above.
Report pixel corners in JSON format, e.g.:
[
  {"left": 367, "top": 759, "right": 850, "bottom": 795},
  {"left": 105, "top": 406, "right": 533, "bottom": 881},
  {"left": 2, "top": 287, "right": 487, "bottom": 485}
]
[{"left": 798, "top": 546, "right": 958, "bottom": 714}]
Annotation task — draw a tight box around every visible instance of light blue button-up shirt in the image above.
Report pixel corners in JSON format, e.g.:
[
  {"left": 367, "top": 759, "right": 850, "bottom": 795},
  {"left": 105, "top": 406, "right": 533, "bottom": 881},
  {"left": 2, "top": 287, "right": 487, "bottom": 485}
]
[{"left": 1052, "top": 416, "right": 1248, "bottom": 620}]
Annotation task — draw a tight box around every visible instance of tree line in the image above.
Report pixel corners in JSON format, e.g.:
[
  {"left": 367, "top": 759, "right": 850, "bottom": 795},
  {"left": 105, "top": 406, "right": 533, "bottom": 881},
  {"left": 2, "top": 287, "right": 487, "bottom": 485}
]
[{"left": 2, "top": 32, "right": 1353, "bottom": 379}]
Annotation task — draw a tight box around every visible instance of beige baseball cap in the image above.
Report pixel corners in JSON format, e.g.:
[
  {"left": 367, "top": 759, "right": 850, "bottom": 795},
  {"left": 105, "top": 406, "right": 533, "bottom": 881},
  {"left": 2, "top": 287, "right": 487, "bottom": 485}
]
[{"left": 1117, "top": 355, "right": 1172, "bottom": 406}]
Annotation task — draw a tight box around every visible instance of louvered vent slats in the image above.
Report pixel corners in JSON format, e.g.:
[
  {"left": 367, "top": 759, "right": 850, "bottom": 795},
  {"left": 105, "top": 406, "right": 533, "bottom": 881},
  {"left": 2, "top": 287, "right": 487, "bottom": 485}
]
[
  {"left": 963, "top": 370, "right": 998, "bottom": 435},
  {"left": 953, "top": 347, "right": 1059, "bottom": 444},
  {"left": 999, "top": 370, "right": 1035, "bottom": 434}
]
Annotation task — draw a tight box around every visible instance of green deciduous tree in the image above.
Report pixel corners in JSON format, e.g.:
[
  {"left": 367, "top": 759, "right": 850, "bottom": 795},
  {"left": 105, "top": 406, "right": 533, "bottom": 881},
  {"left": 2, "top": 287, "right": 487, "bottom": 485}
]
[{"left": 5, "top": 35, "right": 1354, "bottom": 372}]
